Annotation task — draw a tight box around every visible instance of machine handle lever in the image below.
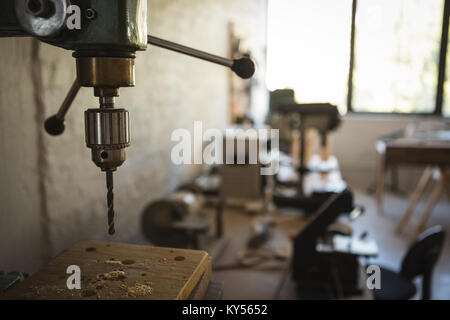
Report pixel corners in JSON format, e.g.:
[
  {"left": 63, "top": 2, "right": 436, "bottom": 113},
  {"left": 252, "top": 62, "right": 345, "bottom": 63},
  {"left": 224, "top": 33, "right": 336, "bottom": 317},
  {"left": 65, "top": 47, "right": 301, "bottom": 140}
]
[
  {"left": 44, "top": 79, "right": 80, "bottom": 136},
  {"left": 148, "top": 35, "right": 255, "bottom": 79}
]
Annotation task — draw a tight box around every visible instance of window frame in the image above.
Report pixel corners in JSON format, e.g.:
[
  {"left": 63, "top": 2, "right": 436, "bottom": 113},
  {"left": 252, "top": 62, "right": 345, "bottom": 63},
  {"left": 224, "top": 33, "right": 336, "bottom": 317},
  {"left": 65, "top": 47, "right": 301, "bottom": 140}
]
[{"left": 347, "top": 0, "right": 450, "bottom": 115}]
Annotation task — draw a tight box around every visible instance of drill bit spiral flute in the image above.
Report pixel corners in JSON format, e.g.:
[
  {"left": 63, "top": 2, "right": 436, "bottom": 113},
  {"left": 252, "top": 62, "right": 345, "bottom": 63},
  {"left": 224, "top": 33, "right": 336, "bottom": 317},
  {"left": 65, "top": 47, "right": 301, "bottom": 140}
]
[{"left": 0, "top": 0, "right": 254, "bottom": 235}]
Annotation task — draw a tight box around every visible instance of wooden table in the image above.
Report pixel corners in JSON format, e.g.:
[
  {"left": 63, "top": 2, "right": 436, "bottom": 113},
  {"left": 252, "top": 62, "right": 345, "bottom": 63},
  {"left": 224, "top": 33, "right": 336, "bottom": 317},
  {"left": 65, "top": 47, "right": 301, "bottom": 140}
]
[
  {"left": 376, "top": 132, "right": 450, "bottom": 240},
  {"left": 1, "top": 242, "right": 211, "bottom": 300}
]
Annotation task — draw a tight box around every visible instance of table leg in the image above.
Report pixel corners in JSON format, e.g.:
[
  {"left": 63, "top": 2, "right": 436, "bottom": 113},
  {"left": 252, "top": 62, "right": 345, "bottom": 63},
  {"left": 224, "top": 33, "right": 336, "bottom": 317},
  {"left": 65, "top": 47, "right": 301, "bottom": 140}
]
[
  {"left": 390, "top": 166, "right": 399, "bottom": 193},
  {"left": 411, "top": 174, "right": 446, "bottom": 241},
  {"left": 395, "top": 166, "right": 433, "bottom": 234},
  {"left": 375, "top": 149, "right": 386, "bottom": 214}
]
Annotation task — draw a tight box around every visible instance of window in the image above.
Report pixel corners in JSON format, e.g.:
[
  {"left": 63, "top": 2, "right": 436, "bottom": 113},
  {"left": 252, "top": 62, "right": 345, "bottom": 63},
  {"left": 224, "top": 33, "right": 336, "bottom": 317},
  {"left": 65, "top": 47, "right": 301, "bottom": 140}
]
[
  {"left": 266, "top": 0, "right": 450, "bottom": 115},
  {"left": 444, "top": 27, "right": 450, "bottom": 117},
  {"left": 266, "top": 0, "right": 353, "bottom": 114},
  {"left": 352, "top": 0, "right": 444, "bottom": 113}
]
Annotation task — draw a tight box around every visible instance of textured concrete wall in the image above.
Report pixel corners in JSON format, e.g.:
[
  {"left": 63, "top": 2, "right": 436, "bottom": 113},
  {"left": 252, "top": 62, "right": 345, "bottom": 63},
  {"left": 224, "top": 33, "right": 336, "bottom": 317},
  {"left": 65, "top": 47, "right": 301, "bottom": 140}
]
[
  {"left": 0, "top": 39, "right": 48, "bottom": 272},
  {"left": 0, "top": 0, "right": 268, "bottom": 273}
]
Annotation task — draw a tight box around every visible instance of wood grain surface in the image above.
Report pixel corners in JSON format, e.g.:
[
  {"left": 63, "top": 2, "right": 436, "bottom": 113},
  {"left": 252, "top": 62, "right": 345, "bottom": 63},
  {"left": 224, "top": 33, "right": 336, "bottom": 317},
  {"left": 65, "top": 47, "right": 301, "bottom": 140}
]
[{"left": 1, "top": 241, "right": 211, "bottom": 300}]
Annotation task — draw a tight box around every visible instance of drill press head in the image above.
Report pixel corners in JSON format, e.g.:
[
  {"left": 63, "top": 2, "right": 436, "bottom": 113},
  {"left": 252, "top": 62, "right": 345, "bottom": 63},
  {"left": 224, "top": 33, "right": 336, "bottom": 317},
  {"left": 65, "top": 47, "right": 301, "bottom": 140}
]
[
  {"left": 76, "top": 53, "right": 135, "bottom": 172},
  {"left": 76, "top": 53, "right": 136, "bottom": 235},
  {"left": 13, "top": 0, "right": 147, "bottom": 172}
]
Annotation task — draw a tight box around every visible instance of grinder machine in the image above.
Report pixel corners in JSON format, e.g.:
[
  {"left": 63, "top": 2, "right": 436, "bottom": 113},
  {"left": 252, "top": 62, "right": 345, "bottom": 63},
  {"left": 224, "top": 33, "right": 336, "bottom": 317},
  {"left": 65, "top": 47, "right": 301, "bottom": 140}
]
[{"left": 0, "top": 0, "right": 255, "bottom": 234}]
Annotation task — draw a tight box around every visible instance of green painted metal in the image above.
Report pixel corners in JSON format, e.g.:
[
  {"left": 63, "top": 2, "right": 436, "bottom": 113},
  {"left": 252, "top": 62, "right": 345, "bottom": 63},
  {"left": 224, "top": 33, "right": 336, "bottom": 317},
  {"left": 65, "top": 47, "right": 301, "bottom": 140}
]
[
  {"left": 0, "top": 0, "right": 26, "bottom": 36},
  {"left": 0, "top": 0, "right": 148, "bottom": 52},
  {"left": 51, "top": 0, "right": 148, "bottom": 52}
]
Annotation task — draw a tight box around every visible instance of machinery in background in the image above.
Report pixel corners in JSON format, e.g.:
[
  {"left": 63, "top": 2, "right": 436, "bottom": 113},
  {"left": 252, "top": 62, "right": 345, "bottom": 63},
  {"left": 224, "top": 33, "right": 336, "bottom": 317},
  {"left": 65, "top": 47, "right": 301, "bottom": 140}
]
[
  {"left": 267, "top": 92, "right": 378, "bottom": 298},
  {"left": 193, "top": 166, "right": 222, "bottom": 197},
  {"left": 292, "top": 190, "right": 378, "bottom": 298},
  {"left": 141, "top": 184, "right": 228, "bottom": 261},
  {"left": 0, "top": 0, "right": 255, "bottom": 235},
  {"left": 272, "top": 102, "right": 346, "bottom": 213},
  {"left": 220, "top": 124, "right": 277, "bottom": 213}
]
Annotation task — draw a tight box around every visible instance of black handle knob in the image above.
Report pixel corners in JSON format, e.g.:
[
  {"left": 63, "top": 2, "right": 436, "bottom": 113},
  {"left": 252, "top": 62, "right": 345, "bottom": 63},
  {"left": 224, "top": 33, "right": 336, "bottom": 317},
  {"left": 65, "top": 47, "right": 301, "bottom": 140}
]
[
  {"left": 44, "top": 115, "right": 65, "bottom": 136},
  {"left": 44, "top": 79, "right": 79, "bottom": 136},
  {"left": 231, "top": 57, "right": 256, "bottom": 79}
]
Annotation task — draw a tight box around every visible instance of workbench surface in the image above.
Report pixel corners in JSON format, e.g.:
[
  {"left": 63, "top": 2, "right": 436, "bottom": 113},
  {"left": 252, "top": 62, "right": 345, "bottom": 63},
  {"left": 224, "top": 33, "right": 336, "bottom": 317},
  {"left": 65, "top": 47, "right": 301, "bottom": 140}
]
[{"left": 2, "top": 242, "right": 211, "bottom": 300}]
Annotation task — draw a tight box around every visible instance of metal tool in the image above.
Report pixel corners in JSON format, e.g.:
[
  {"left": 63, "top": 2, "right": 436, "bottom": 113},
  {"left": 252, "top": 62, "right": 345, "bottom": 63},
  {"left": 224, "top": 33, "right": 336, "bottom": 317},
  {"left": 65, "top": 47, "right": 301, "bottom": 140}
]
[
  {"left": 0, "top": 0, "right": 255, "bottom": 235},
  {"left": 141, "top": 187, "right": 207, "bottom": 248},
  {"left": 148, "top": 36, "right": 255, "bottom": 79}
]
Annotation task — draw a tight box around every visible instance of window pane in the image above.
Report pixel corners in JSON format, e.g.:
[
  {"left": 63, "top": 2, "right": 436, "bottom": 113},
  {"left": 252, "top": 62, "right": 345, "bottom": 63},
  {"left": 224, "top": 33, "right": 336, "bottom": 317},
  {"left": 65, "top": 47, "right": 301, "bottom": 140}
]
[
  {"left": 444, "top": 27, "right": 450, "bottom": 117},
  {"left": 353, "top": 0, "right": 443, "bottom": 113},
  {"left": 266, "top": 0, "right": 352, "bottom": 114}
]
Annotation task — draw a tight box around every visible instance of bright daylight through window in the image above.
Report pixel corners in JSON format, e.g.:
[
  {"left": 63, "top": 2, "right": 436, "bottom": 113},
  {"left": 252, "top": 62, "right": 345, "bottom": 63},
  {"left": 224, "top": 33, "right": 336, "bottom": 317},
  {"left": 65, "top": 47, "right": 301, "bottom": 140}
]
[
  {"left": 266, "top": 0, "right": 352, "bottom": 114},
  {"left": 267, "top": 0, "right": 447, "bottom": 115}
]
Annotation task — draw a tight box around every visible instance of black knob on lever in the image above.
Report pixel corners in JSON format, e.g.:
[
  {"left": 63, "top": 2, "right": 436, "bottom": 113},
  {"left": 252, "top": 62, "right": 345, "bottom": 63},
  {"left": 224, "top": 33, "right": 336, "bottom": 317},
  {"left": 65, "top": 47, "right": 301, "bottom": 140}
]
[
  {"left": 231, "top": 57, "right": 256, "bottom": 79},
  {"left": 148, "top": 36, "right": 256, "bottom": 79},
  {"left": 44, "top": 115, "right": 65, "bottom": 136},
  {"left": 44, "top": 79, "right": 80, "bottom": 136}
]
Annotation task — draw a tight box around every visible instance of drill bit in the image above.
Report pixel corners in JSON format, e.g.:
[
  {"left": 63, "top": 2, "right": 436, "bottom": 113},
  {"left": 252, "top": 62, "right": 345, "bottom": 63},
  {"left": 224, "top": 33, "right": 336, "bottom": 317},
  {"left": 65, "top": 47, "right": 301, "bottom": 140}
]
[{"left": 106, "top": 169, "right": 115, "bottom": 235}]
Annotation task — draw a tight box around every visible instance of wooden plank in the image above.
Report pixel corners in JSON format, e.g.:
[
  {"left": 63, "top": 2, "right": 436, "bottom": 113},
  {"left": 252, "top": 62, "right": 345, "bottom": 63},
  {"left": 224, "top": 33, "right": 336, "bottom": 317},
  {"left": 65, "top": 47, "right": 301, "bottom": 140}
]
[
  {"left": 385, "top": 142, "right": 450, "bottom": 167},
  {"left": 1, "top": 241, "right": 211, "bottom": 300}
]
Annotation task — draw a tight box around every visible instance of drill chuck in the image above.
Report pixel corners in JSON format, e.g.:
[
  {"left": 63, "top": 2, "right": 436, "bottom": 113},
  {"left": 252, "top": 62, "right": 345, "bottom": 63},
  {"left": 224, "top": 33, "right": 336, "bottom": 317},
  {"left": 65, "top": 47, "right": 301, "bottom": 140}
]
[{"left": 85, "top": 108, "right": 130, "bottom": 171}]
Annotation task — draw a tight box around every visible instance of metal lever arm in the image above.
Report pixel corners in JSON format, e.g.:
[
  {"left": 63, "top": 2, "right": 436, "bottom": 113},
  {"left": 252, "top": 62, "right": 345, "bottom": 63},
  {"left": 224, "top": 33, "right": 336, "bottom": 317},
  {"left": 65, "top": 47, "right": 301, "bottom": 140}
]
[
  {"left": 148, "top": 35, "right": 255, "bottom": 79},
  {"left": 44, "top": 79, "right": 80, "bottom": 136}
]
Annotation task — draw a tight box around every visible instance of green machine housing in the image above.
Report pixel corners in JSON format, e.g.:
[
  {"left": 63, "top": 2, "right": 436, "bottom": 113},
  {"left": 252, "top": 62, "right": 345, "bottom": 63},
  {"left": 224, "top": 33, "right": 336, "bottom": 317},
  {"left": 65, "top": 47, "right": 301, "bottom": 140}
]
[{"left": 0, "top": 0, "right": 148, "bottom": 52}]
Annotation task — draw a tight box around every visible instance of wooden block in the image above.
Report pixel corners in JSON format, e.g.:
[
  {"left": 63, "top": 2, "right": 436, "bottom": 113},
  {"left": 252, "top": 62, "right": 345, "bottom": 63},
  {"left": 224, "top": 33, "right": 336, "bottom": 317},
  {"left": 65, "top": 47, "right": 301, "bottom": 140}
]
[{"left": 1, "top": 241, "right": 211, "bottom": 300}]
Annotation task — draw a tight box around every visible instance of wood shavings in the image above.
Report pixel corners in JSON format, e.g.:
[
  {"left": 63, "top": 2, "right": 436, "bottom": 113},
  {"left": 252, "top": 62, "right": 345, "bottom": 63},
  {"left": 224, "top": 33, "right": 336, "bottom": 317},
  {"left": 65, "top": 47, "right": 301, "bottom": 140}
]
[
  {"left": 125, "top": 282, "right": 153, "bottom": 298},
  {"left": 105, "top": 259, "right": 123, "bottom": 265},
  {"left": 29, "top": 285, "right": 68, "bottom": 298},
  {"left": 97, "top": 270, "right": 126, "bottom": 281}
]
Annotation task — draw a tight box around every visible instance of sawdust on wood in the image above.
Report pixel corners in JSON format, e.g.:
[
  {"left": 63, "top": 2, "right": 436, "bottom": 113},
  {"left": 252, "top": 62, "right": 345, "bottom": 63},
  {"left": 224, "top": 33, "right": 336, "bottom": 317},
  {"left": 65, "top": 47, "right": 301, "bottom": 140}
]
[
  {"left": 29, "top": 285, "right": 67, "bottom": 298},
  {"left": 125, "top": 282, "right": 153, "bottom": 298},
  {"left": 96, "top": 270, "right": 126, "bottom": 281},
  {"left": 105, "top": 259, "right": 123, "bottom": 265}
]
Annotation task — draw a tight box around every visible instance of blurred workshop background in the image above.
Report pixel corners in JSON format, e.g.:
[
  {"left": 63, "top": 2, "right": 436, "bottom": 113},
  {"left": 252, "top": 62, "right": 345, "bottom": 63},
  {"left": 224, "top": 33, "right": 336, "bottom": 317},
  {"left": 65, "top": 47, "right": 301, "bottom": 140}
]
[{"left": 0, "top": 0, "right": 449, "bottom": 300}]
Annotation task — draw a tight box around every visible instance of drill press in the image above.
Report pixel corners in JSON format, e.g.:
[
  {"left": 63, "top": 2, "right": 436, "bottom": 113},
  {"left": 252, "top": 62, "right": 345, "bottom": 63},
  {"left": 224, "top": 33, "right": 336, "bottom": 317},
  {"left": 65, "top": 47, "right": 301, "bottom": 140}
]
[{"left": 0, "top": 0, "right": 255, "bottom": 234}]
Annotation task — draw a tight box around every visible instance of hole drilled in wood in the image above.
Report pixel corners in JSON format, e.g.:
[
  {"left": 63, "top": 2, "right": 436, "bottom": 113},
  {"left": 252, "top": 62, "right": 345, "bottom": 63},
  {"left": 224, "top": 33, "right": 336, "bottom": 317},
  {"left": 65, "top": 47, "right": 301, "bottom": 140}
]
[{"left": 81, "top": 289, "right": 97, "bottom": 297}]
